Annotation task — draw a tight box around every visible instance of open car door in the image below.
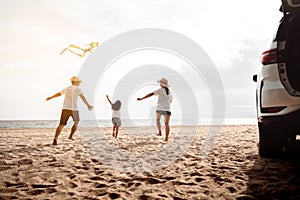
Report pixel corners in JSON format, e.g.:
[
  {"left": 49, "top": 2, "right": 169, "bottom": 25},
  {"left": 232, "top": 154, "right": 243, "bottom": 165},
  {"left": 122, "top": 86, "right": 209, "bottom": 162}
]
[
  {"left": 281, "top": 0, "right": 300, "bottom": 14},
  {"left": 278, "top": 1, "right": 300, "bottom": 95}
]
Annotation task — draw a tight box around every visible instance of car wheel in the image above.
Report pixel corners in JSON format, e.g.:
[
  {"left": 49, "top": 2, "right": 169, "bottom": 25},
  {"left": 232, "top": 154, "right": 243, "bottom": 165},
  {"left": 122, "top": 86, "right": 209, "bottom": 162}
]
[{"left": 258, "top": 121, "right": 283, "bottom": 158}]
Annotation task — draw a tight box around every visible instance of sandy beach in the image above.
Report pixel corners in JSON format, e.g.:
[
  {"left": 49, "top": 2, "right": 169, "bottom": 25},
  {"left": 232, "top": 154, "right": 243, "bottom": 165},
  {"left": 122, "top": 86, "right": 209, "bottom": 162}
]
[{"left": 1, "top": 125, "right": 300, "bottom": 200}]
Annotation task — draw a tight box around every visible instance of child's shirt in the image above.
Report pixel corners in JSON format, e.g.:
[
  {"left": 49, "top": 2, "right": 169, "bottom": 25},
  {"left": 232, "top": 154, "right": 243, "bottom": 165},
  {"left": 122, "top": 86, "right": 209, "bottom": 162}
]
[{"left": 112, "top": 109, "right": 121, "bottom": 118}]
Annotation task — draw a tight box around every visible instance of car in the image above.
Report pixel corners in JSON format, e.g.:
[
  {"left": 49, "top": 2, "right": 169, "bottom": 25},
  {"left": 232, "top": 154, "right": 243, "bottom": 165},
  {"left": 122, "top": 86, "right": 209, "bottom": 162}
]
[{"left": 253, "top": 0, "right": 300, "bottom": 158}]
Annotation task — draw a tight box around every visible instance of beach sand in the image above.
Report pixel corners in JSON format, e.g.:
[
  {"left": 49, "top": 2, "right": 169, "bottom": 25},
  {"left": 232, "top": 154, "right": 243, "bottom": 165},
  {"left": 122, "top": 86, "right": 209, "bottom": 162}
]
[{"left": 1, "top": 125, "right": 300, "bottom": 200}]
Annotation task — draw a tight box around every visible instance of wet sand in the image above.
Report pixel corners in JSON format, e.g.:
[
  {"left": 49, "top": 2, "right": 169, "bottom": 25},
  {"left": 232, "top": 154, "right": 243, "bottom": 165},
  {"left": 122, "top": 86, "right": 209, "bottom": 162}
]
[{"left": 1, "top": 125, "right": 300, "bottom": 199}]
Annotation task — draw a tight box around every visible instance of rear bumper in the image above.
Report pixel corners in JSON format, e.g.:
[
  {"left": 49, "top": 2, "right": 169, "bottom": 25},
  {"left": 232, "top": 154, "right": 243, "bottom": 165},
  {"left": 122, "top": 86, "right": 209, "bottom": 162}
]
[{"left": 259, "top": 108, "right": 300, "bottom": 136}]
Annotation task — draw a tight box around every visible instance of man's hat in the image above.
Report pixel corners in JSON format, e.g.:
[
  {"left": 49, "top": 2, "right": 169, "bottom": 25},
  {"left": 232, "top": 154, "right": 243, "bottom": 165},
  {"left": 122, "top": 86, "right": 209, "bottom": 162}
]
[{"left": 70, "top": 76, "right": 82, "bottom": 82}]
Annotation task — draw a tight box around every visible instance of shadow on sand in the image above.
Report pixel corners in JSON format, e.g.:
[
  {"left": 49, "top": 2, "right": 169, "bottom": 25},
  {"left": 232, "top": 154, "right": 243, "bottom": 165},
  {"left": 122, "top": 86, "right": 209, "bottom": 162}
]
[{"left": 245, "top": 151, "right": 300, "bottom": 200}]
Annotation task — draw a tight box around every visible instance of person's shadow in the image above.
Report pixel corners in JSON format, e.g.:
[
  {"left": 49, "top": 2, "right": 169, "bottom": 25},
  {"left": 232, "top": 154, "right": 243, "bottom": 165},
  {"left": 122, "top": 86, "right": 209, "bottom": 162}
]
[{"left": 245, "top": 149, "right": 300, "bottom": 199}]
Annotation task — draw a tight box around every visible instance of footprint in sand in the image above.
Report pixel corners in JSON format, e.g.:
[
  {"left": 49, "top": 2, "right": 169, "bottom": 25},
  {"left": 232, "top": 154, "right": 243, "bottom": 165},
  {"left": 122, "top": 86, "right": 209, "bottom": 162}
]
[
  {"left": 95, "top": 183, "right": 108, "bottom": 188},
  {"left": 17, "top": 159, "right": 33, "bottom": 165},
  {"left": 108, "top": 192, "right": 120, "bottom": 199},
  {"left": 67, "top": 182, "right": 77, "bottom": 189},
  {"left": 27, "top": 189, "right": 45, "bottom": 196}
]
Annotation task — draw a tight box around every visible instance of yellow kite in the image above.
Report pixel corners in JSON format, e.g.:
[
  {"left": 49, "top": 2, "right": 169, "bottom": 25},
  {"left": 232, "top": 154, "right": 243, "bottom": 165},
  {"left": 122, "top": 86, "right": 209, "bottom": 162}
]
[{"left": 60, "top": 42, "right": 99, "bottom": 57}]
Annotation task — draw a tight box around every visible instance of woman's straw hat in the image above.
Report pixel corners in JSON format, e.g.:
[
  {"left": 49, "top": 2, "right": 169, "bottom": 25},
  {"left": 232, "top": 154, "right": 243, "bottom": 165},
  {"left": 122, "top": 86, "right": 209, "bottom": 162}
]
[{"left": 157, "top": 78, "right": 169, "bottom": 87}]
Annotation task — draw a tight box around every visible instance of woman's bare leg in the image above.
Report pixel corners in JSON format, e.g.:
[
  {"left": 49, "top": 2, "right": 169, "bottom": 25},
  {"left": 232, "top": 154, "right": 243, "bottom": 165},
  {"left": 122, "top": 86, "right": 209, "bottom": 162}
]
[
  {"left": 164, "top": 115, "right": 170, "bottom": 141},
  {"left": 156, "top": 113, "right": 162, "bottom": 136}
]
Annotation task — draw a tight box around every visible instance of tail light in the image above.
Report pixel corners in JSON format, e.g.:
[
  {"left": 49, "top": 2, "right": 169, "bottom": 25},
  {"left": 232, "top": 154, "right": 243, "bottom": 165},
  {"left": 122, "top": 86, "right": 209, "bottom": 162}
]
[{"left": 260, "top": 49, "right": 278, "bottom": 65}]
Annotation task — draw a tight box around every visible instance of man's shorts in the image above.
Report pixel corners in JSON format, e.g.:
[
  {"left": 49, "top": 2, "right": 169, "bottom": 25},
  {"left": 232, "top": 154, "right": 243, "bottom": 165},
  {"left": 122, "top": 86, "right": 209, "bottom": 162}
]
[
  {"left": 112, "top": 117, "right": 121, "bottom": 127},
  {"left": 156, "top": 110, "right": 171, "bottom": 116},
  {"left": 59, "top": 109, "right": 80, "bottom": 125}
]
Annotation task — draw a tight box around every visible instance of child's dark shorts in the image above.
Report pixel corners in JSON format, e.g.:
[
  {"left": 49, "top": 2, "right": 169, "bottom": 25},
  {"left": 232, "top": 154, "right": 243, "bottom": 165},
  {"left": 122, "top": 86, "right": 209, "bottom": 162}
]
[{"left": 112, "top": 117, "right": 121, "bottom": 127}]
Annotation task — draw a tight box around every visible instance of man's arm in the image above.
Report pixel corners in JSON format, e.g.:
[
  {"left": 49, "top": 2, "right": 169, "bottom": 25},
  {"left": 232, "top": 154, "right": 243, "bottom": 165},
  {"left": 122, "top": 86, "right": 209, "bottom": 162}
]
[
  {"left": 46, "top": 92, "right": 62, "bottom": 101},
  {"left": 137, "top": 93, "right": 154, "bottom": 101},
  {"left": 79, "top": 94, "right": 93, "bottom": 110}
]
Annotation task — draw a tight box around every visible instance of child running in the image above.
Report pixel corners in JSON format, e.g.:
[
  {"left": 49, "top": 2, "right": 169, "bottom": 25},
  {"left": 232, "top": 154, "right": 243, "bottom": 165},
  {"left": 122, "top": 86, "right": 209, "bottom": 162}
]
[{"left": 106, "top": 95, "right": 122, "bottom": 138}]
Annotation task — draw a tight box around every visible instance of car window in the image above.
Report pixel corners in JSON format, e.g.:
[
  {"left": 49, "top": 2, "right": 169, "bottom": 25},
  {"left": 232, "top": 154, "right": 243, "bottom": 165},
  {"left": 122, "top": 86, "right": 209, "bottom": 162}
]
[
  {"left": 282, "top": 0, "right": 300, "bottom": 13},
  {"left": 289, "top": 0, "right": 300, "bottom": 6}
]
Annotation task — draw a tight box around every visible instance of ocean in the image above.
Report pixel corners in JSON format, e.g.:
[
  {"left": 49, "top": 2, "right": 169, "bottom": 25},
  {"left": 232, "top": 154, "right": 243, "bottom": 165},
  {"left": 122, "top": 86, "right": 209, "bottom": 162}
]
[{"left": 0, "top": 118, "right": 256, "bottom": 129}]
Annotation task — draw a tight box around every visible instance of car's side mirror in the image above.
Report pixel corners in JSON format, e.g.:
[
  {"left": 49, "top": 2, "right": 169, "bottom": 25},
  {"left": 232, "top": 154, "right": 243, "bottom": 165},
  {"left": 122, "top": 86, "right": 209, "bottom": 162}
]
[{"left": 253, "top": 75, "right": 257, "bottom": 82}]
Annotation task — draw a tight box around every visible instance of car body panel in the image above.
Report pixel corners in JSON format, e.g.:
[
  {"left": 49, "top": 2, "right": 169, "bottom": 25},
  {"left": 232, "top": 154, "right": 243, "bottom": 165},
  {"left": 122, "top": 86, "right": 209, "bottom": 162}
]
[{"left": 257, "top": 62, "right": 300, "bottom": 117}]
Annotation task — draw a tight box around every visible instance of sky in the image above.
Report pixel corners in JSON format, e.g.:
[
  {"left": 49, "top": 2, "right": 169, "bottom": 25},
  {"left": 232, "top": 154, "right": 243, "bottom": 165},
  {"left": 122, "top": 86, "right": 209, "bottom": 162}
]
[{"left": 0, "top": 0, "right": 283, "bottom": 121}]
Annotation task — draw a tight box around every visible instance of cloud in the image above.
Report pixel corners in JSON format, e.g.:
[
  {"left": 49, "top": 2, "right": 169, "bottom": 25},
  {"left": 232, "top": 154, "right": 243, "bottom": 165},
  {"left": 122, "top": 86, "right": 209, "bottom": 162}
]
[{"left": 220, "top": 38, "right": 270, "bottom": 89}]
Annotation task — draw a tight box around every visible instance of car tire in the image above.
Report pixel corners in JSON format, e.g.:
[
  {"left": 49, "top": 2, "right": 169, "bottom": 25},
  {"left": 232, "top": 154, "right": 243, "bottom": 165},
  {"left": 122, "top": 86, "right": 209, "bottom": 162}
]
[{"left": 258, "top": 121, "right": 283, "bottom": 158}]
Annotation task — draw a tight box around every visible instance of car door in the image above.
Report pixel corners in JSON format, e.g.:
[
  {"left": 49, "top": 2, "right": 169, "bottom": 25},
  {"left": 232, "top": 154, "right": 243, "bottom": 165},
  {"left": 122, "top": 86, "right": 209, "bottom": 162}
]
[{"left": 277, "top": 1, "right": 300, "bottom": 95}]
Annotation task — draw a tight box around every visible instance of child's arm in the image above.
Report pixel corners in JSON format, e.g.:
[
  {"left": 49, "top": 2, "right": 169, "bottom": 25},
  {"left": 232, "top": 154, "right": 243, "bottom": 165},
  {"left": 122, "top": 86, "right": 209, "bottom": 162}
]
[
  {"left": 106, "top": 95, "right": 112, "bottom": 105},
  {"left": 137, "top": 93, "right": 154, "bottom": 101},
  {"left": 46, "top": 92, "right": 62, "bottom": 101}
]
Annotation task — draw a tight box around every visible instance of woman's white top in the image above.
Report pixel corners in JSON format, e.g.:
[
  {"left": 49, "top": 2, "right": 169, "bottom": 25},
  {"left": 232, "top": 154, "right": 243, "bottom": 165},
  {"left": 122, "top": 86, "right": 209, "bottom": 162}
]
[{"left": 153, "top": 88, "right": 173, "bottom": 112}]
